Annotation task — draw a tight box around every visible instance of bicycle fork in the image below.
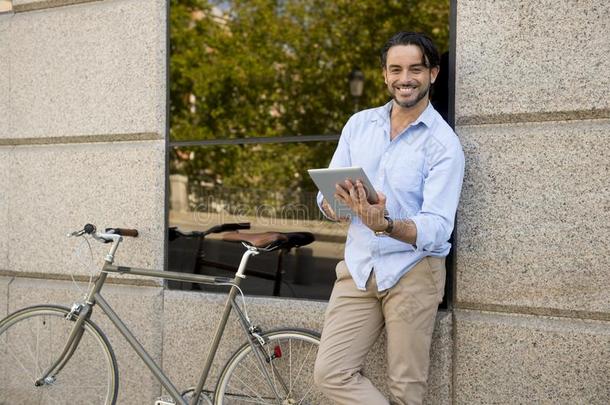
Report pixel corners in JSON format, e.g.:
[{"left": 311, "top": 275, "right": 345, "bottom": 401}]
[
  {"left": 34, "top": 271, "right": 109, "bottom": 387},
  {"left": 34, "top": 302, "right": 91, "bottom": 386}
]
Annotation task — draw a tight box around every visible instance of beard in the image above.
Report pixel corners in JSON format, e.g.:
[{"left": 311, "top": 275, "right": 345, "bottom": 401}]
[{"left": 392, "top": 81, "right": 431, "bottom": 109}]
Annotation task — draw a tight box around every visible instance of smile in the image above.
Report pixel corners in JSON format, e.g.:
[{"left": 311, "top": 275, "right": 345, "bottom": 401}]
[{"left": 395, "top": 85, "right": 417, "bottom": 96}]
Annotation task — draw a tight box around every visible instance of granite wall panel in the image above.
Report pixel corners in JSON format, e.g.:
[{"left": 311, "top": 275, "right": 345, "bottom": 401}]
[
  {"left": 456, "top": 119, "right": 610, "bottom": 315},
  {"left": 162, "top": 291, "right": 452, "bottom": 404},
  {"left": 0, "top": 147, "right": 9, "bottom": 270},
  {"left": 7, "top": 141, "right": 165, "bottom": 278},
  {"left": 0, "top": 15, "right": 9, "bottom": 138},
  {"left": 0, "top": 276, "right": 9, "bottom": 319},
  {"left": 455, "top": 0, "right": 610, "bottom": 123},
  {"left": 8, "top": 0, "right": 165, "bottom": 139},
  {"left": 12, "top": 0, "right": 99, "bottom": 13},
  {"left": 454, "top": 309, "right": 610, "bottom": 404}
]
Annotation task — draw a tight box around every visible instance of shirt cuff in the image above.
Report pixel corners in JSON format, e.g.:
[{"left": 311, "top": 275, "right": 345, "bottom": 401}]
[
  {"left": 410, "top": 215, "right": 432, "bottom": 252},
  {"left": 317, "top": 191, "right": 333, "bottom": 220}
]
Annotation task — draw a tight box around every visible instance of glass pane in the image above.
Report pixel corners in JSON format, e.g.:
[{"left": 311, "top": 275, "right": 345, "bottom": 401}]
[
  {"left": 169, "top": 0, "right": 450, "bottom": 141},
  {"left": 168, "top": 142, "right": 344, "bottom": 300}
]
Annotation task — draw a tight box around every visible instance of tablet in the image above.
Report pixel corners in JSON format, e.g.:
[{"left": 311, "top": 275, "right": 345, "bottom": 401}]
[{"left": 308, "top": 167, "right": 378, "bottom": 217}]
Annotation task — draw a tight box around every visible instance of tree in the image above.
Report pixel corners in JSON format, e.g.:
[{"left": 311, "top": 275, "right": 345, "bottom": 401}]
[{"left": 169, "top": 0, "right": 450, "bottom": 212}]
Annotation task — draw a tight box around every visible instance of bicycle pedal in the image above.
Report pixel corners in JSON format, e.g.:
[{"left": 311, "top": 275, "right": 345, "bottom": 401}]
[{"left": 154, "top": 397, "right": 175, "bottom": 405}]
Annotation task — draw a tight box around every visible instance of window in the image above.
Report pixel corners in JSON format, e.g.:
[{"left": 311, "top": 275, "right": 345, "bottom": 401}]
[
  {"left": 168, "top": 141, "right": 344, "bottom": 299},
  {"left": 168, "top": 0, "right": 451, "bottom": 300}
]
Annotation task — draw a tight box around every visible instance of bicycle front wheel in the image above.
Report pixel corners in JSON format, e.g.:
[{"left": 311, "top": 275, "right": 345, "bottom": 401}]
[
  {"left": 214, "top": 329, "right": 326, "bottom": 405},
  {"left": 0, "top": 305, "right": 118, "bottom": 405}
]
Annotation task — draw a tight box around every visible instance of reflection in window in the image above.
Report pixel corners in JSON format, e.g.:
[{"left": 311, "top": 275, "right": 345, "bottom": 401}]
[
  {"left": 168, "top": 0, "right": 452, "bottom": 300},
  {"left": 170, "top": 0, "right": 449, "bottom": 142},
  {"left": 168, "top": 143, "right": 345, "bottom": 300}
]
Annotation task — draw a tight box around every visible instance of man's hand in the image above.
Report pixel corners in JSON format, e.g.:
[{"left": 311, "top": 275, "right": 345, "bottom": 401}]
[
  {"left": 335, "top": 179, "right": 388, "bottom": 232},
  {"left": 321, "top": 199, "right": 349, "bottom": 222}
]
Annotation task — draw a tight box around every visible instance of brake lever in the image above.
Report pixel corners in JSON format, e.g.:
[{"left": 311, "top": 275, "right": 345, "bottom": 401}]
[{"left": 67, "top": 229, "right": 86, "bottom": 237}]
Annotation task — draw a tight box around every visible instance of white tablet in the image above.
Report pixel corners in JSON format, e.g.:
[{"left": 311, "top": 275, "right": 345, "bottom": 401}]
[{"left": 308, "top": 167, "right": 378, "bottom": 217}]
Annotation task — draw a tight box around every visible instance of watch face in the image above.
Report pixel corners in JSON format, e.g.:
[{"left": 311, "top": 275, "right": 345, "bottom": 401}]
[
  {"left": 385, "top": 217, "right": 393, "bottom": 233},
  {"left": 375, "top": 216, "right": 392, "bottom": 236}
]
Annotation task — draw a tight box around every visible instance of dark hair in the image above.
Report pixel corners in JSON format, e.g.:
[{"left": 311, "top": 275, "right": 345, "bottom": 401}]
[{"left": 380, "top": 32, "right": 440, "bottom": 69}]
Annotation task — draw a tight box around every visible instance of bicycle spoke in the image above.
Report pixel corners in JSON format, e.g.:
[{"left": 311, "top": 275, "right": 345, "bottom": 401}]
[
  {"left": 241, "top": 354, "right": 273, "bottom": 388},
  {"left": 263, "top": 342, "right": 282, "bottom": 400},
  {"left": 288, "top": 339, "right": 292, "bottom": 394},
  {"left": 276, "top": 338, "right": 295, "bottom": 400},
  {"left": 217, "top": 332, "right": 322, "bottom": 405},
  {"left": 274, "top": 337, "right": 317, "bottom": 403},
  {"left": 0, "top": 307, "right": 117, "bottom": 405},
  {"left": 6, "top": 341, "right": 37, "bottom": 380},
  {"left": 273, "top": 338, "right": 292, "bottom": 396},
  {"left": 289, "top": 341, "right": 315, "bottom": 397},
  {"left": 228, "top": 372, "right": 275, "bottom": 404},
  {"left": 230, "top": 357, "right": 274, "bottom": 400},
  {"left": 223, "top": 394, "right": 276, "bottom": 404},
  {"left": 36, "top": 315, "right": 42, "bottom": 377},
  {"left": 297, "top": 384, "right": 315, "bottom": 405},
  {"left": 223, "top": 348, "right": 288, "bottom": 404},
  {"left": 46, "top": 392, "right": 64, "bottom": 405},
  {"left": 222, "top": 393, "right": 276, "bottom": 404},
  {"left": 8, "top": 330, "right": 40, "bottom": 373}
]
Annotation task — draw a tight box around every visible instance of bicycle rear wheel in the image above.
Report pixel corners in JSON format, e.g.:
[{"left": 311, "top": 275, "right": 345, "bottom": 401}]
[
  {"left": 214, "top": 329, "right": 326, "bottom": 405},
  {"left": 0, "top": 305, "right": 118, "bottom": 405}
]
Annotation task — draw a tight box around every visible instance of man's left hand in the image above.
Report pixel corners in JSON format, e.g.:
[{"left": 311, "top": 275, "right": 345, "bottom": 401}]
[{"left": 335, "top": 179, "right": 388, "bottom": 232}]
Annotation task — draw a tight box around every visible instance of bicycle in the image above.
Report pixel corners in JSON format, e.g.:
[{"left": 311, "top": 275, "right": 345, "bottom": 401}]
[{"left": 0, "top": 223, "right": 325, "bottom": 405}]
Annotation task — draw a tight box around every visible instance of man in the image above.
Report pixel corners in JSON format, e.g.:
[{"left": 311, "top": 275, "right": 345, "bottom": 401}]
[{"left": 313, "top": 32, "right": 464, "bottom": 405}]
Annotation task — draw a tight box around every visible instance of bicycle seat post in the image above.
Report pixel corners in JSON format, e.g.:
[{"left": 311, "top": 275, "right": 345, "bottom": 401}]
[{"left": 235, "top": 246, "right": 260, "bottom": 279}]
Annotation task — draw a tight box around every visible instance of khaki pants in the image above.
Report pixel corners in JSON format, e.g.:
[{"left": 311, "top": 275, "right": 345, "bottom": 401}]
[{"left": 313, "top": 257, "right": 445, "bottom": 405}]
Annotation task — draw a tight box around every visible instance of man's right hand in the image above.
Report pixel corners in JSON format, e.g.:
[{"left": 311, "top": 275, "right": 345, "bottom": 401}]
[{"left": 321, "top": 199, "right": 349, "bottom": 222}]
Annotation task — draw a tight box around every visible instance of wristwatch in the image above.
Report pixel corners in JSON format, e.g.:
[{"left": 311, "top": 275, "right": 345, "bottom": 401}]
[{"left": 374, "top": 216, "right": 394, "bottom": 237}]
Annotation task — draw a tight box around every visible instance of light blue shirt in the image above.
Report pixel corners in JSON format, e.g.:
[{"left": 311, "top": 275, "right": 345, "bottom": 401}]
[{"left": 318, "top": 101, "right": 465, "bottom": 291}]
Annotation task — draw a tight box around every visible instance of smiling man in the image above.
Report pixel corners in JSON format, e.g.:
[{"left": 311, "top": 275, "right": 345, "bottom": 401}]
[{"left": 313, "top": 32, "right": 464, "bottom": 404}]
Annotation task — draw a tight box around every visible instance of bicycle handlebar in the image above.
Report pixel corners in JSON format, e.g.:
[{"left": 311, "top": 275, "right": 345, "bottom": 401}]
[
  {"left": 76, "top": 222, "right": 250, "bottom": 242},
  {"left": 105, "top": 228, "right": 139, "bottom": 237},
  {"left": 205, "top": 223, "right": 251, "bottom": 235},
  {"left": 75, "top": 223, "right": 138, "bottom": 240},
  {"left": 169, "top": 223, "right": 251, "bottom": 240}
]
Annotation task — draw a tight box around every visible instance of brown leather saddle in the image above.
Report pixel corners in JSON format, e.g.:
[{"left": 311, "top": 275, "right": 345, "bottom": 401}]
[{"left": 222, "top": 231, "right": 315, "bottom": 251}]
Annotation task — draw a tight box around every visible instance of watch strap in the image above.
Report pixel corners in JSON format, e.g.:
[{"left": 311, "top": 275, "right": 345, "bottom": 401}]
[{"left": 374, "top": 216, "right": 393, "bottom": 236}]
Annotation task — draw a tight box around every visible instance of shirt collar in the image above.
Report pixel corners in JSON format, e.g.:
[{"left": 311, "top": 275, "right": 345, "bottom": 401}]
[{"left": 372, "top": 100, "right": 435, "bottom": 128}]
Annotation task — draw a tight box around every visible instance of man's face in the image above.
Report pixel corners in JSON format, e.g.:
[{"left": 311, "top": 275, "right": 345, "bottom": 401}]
[{"left": 383, "top": 44, "right": 439, "bottom": 109}]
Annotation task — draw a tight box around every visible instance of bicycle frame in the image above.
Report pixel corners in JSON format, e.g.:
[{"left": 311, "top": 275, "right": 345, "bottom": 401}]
[{"left": 38, "top": 239, "right": 283, "bottom": 405}]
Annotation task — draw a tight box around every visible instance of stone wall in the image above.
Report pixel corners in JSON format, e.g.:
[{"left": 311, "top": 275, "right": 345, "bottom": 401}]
[
  {"left": 2, "top": 0, "right": 608, "bottom": 403},
  {"left": 0, "top": 0, "right": 167, "bottom": 403},
  {"left": 454, "top": 0, "right": 610, "bottom": 403},
  {"left": 1, "top": 1, "right": 444, "bottom": 403}
]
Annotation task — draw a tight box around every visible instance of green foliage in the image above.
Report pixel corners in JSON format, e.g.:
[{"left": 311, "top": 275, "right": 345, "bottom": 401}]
[{"left": 169, "top": 0, "right": 449, "bottom": 206}]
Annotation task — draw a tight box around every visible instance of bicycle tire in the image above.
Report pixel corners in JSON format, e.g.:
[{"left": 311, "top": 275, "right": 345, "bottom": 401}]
[
  {"left": 214, "top": 328, "right": 326, "bottom": 405},
  {"left": 0, "top": 305, "right": 119, "bottom": 405}
]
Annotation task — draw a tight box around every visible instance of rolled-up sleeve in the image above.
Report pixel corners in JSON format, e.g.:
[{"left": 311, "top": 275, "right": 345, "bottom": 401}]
[
  {"left": 410, "top": 138, "right": 465, "bottom": 253},
  {"left": 316, "top": 119, "right": 353, "bottom": 217}
]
